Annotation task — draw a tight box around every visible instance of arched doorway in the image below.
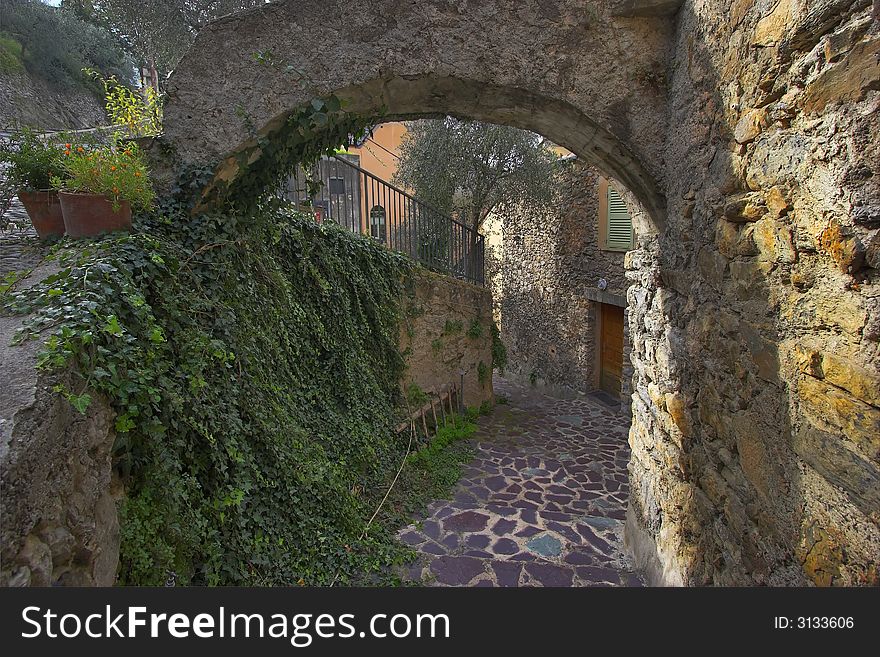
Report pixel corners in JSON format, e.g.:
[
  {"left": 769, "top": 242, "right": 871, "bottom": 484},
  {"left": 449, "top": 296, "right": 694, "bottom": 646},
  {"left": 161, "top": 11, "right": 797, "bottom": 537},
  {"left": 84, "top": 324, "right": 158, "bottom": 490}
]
[
  {"left": 158, "top": 0, "right": 673, "bottom": 585},
  {"left": 155, "top": 0, "right": 880, "bottom": 587}
]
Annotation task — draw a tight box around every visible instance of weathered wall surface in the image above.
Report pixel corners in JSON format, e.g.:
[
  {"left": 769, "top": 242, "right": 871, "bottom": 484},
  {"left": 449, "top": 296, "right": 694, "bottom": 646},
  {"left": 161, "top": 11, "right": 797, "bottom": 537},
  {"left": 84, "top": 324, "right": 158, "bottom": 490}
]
[
  {"left": 0, "top": 264, "right": 121, "bottom": 587},
  {"left": 626, "top": 0, "right": 880, "bottom": 586},
  {"left": 160, "top": 0, "right": 678, "bottom": 224},
  {"left": 129, "top": 0, "right": 880, "bottom": 585},
  {"left": 0, "top": 70, "right": 105, "bottom": 130},
  {"left": 501, "top": 164, "right": 629, "bottom": 396},
  {"left": 401, "top": 270, "right": 495, "bottom": 410}
]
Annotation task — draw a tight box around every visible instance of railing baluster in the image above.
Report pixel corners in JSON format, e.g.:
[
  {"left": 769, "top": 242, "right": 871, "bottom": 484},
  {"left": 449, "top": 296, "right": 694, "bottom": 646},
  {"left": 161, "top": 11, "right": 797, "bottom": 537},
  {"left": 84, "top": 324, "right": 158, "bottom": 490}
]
[
  {"left": 362, "top": 170, "right": 367, "bottom": 236},
  {"left": 280, "top": 154, "right": 485, "bottom": 286}
]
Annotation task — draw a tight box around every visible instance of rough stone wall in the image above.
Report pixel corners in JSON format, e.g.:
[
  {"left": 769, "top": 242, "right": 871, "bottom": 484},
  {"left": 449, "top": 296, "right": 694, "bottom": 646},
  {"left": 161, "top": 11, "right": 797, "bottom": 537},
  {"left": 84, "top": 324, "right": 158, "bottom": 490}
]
[
  {"left": 625, "top": 0, "right": 880, "bottom": 586},
  {"left": 148, "top": 0, "right": 879, "bottom": 586},
  {"left": 160, "top": 0, "right": 678, "bottom": 224},
  {"left": 0, "top": 263, "right": 121, "bottom": 587},
  {"left": 501, "top": 163, "right": 629, "bottom": 396},
  {"left": 0, "top": 70, "right": 105, "bottom": 130},
  {"left": 401, "top": 270, "right": 495, "bottom": 410}
]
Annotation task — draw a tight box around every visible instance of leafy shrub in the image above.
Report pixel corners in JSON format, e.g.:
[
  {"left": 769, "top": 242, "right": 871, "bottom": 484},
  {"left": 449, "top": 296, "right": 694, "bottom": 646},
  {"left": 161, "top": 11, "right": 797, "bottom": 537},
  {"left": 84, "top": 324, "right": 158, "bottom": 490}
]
[
  {"left": 86, "top": 70, "right": 163, "bottom": 137},
  {"left": 0, "top": 126, "right": 67, "bottom": 190},
  {"left": 53, "top": 139, "right": 154, "bottom": 210},
  {"left": 466, "top": 318, "right": 483, "bottom": 339},
  {"left": 405, "top": 417, "right": 476, "bottom": 472}
]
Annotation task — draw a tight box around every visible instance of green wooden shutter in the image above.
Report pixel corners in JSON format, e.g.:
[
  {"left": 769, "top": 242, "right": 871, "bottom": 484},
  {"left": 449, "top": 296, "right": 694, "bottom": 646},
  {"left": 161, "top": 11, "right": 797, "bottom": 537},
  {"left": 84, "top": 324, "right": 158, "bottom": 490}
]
[{"left": 606, "top": 185, "right": 633, "bottom": 251}]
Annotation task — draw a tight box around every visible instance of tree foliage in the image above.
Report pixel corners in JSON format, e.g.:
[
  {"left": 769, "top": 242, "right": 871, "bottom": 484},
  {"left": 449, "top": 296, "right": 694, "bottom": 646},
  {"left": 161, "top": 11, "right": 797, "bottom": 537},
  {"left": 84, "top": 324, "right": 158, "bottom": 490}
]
[
  {"left": 62, "top": 0, "right": 266, "bottom": 88},
  {"left": 0, "top": 0, "right": 133, "bottom": 88},
  {"left": 86, "top": 69, "right": 163, "bottom": 136},
  {"left": 393, "top": 118, "right": 559, "bottom": 234}
]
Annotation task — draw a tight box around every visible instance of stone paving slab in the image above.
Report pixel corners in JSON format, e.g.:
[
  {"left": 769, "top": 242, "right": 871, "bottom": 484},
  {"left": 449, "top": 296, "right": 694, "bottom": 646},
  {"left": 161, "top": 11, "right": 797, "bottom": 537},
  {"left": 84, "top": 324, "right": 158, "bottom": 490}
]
[
  {"left": 1, "top": 195, "right": 45, "bottom": 278},
  {"left": 398, "top": 375, "right": 643, "bottom": 587}
]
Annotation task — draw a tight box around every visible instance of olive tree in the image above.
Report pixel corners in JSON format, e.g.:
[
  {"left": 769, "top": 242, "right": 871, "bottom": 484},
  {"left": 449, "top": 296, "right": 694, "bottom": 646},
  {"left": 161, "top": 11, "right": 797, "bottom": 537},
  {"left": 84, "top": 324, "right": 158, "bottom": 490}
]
[
  {"left": 393, "top": 117, "right": 559, "bottom": 274},
  {"left": 62, "top": 0, "right": 266, "bottom": 90},
  {"left": 394, "top": 118, "right": 559, "bottom": 230}
]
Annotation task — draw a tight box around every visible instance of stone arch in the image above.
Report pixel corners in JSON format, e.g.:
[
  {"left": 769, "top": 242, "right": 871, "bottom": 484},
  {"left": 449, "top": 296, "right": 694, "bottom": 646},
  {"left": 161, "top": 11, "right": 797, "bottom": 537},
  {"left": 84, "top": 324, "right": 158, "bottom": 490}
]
[{"left": 162, "top": 0, "right": 681, "bottom": 233}]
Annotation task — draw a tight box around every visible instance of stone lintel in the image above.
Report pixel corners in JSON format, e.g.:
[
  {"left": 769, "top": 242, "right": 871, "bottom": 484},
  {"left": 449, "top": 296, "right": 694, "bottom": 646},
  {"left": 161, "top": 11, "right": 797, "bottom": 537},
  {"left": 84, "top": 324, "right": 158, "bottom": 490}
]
[{"left": 582, "top": 287, "right": 627, "bottom": 308}]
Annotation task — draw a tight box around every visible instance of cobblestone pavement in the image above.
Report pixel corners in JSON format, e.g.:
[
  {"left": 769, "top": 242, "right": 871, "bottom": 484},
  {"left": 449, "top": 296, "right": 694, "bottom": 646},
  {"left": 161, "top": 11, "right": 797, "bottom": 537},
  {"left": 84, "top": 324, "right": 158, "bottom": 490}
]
[
  {"left": 398, "top": 376, "right": 644, "bottom": 586},
  {"left": 1, "top": 183, "right": 47, "bottom": 279}
]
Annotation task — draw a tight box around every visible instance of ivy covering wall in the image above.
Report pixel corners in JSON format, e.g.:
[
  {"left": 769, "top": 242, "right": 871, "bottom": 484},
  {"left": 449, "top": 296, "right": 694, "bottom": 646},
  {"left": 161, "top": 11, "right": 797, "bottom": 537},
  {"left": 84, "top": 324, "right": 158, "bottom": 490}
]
[{"left": 4, "top": 198, "right": 483, "bottom": 585}]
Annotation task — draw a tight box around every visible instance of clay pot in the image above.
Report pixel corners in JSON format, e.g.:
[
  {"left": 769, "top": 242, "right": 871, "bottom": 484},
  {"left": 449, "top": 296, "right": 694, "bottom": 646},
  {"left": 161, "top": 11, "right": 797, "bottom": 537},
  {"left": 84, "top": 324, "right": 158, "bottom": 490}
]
[
  {"left": 18, "top": 189, "right": 65, "bottom": 239},
  {"left": 58, "top": 192, "right": 132, "bottom": 237}
]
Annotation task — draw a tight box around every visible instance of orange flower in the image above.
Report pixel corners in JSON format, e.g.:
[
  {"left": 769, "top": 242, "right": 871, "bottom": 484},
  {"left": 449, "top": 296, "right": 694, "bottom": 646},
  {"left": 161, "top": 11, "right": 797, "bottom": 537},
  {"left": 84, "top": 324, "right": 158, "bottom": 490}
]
[
  {"left": 134, "top": 171, "right": 141, "bottom": 177},
  {"left": 112, "top": 186, "right": 119, "bottom": 194},
  {"left": 110, "top": 165, "right": 116, "bottom": 171},
  {"left": 77, "top": 146, "right": 85, "bottom": 153},
  {"left": 65, "top": 143, "right": 71, "bottom": 149}
]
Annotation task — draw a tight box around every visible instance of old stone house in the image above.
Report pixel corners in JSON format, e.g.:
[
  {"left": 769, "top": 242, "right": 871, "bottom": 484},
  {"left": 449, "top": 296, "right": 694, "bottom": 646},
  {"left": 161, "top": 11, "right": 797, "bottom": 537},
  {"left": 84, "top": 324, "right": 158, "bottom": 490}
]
[{"left": 499, "top": 163, "right": 636, "bottom": 404}]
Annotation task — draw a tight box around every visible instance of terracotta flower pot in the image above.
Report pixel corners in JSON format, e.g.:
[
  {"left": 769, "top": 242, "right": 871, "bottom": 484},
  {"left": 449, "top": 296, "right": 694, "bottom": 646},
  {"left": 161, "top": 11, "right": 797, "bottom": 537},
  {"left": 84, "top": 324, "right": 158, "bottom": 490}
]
[
  {"left": 58, "top": 192, "right": 132, "bottom": 238},
  {"left": 18, "top": 189, "right": 65, "bottom": 239}
]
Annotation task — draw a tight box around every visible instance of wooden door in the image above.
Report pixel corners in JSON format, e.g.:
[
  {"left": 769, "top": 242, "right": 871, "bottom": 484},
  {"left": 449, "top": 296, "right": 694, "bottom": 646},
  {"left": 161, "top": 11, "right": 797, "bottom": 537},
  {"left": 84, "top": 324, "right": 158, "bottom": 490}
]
[{"left": 599, "top": 303, "right": 624, "bottom": 398}]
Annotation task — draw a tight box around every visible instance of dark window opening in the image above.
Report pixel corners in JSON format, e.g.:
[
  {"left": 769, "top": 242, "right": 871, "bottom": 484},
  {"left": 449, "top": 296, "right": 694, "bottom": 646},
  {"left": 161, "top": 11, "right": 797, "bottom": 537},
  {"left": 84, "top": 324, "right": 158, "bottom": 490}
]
[
  {"left": 328, "top": 177, "right": 346, "bottom": 195},
  {"left": 370, "top": 205, "right": 386, "bottom": 241}
]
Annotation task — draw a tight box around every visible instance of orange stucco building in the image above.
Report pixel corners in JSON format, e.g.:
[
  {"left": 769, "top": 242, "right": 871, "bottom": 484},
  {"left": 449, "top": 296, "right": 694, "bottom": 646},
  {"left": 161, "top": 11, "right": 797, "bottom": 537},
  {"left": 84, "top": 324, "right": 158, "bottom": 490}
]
[{"left": 340, "top": 122, "right": 408, "bottom": 183}]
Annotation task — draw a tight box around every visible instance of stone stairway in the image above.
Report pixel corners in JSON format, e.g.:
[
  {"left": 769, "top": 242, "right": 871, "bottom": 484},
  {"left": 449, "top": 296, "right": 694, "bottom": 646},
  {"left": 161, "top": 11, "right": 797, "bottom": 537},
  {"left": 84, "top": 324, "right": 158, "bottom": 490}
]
[{"left": 397, "top": 377, "right": 644, "bottom": 587}]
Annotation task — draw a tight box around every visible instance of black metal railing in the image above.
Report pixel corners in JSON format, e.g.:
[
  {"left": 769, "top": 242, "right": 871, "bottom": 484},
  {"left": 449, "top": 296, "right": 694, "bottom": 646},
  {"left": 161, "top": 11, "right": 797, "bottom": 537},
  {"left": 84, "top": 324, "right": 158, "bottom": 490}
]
[{"left": 279, "top": 154, "right": 485, "bottom": 286}]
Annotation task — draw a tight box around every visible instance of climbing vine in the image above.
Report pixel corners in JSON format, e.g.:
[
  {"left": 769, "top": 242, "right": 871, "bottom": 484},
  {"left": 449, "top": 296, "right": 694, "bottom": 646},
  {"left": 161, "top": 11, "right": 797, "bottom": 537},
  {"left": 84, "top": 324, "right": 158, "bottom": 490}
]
[
  {"left": 1, "top": 97, "right": 480, "bottom": 585},
  {"left": 207, "top": 95, "right": 379, "bottom": 212},
  {"left": 491, "top": 321, "right": 507, "bottom": 373},
  {"left": 6, "top": 201, "right": 425, "bottom": 584}
]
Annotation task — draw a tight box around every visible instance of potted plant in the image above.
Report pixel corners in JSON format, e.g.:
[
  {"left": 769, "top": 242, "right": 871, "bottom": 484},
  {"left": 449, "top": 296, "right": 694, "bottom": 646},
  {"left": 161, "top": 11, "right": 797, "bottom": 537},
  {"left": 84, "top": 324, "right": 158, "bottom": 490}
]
[
  {"left": 54, "top": 139, "right": 154, "bottom": 237},
  {"left": 0, "top": 126, "right": 67, "bottom": 239}
]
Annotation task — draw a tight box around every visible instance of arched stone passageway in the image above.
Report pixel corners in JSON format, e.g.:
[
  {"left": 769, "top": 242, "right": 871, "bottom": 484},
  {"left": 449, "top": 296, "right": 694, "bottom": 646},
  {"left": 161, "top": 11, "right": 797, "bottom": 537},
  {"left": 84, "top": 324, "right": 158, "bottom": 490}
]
[
  {"left": 162, "top": 0, "right": 677, "bottom": 231},
  {"left": 160, "top": 0, "right": 880, "bottom": 586}
]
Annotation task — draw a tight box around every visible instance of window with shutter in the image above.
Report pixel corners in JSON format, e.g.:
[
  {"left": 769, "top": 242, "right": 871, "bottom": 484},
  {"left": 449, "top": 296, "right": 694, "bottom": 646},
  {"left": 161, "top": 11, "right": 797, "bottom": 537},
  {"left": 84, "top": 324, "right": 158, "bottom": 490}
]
[{"left": 604, "top": 184, "right": 633, "bottom": 251}]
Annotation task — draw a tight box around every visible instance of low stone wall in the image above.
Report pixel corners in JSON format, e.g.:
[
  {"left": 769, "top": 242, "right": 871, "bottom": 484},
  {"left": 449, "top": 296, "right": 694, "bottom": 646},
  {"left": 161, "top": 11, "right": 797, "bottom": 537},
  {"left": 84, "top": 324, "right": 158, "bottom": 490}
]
[
  {"left": 400, "top": 270, "right": 495, "bottom": 410},
  {"left": 0, "top": 262, "right": 121, "bottom": 587}
]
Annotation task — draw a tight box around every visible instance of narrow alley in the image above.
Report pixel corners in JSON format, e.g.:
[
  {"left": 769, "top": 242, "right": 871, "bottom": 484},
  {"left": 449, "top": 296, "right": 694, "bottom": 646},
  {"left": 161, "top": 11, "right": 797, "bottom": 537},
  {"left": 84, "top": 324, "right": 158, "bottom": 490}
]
[{"left": 399, "top": 376, "right": 643, "bottom": 587}]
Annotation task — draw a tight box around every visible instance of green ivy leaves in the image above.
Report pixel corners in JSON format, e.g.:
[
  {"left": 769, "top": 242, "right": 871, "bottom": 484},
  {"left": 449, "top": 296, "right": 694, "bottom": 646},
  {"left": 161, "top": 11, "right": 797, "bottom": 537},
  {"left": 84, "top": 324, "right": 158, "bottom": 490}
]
[
  {"left": 2, "top": 94, "right": 480, "bottom": 587},
  {"left": 221, "top": 95, "right": 380, "bottom": 213},
  {"left": 3, "top": 202, "right": 430, "bottom": 586}
]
